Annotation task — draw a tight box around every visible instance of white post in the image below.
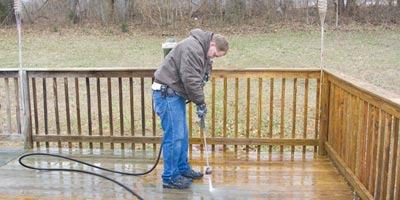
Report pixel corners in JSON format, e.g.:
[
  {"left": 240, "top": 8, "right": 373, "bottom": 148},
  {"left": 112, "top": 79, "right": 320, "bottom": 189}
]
[
  {"left": 14, "top": 0, "right": 31, "bottom": 148},
  {"left": 318, "top": 0, "right": 327, "bottom": 69}
]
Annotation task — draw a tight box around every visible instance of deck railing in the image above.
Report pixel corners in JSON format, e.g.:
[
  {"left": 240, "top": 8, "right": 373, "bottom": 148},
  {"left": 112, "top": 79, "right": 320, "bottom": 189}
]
[
  {"left": 0, "top": 68, "right": 321, "bottom": 154},
  {"left": 319, "top": 69, "right": 400, "bottom": 200},
  {"left": 2, "top": 67, "right": 400, "bottom": 199},
  {"left": 0, "top": 69, "right": 22, "bottom": 142}
]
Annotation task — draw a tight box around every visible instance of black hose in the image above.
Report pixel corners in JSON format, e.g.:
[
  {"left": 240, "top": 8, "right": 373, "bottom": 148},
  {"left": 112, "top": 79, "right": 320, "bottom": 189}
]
[{"left": 18, "top": 146, "right": 163, "bottom": 200}]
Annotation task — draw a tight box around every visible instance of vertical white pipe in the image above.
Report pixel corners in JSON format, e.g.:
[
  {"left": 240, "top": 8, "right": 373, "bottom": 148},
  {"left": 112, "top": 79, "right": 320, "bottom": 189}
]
[
  {"left": 318, "top": 0, "right": 327, "bottom": 69},
  {"left": 14, "top": 0, "right": 29, "bottom": 148}
]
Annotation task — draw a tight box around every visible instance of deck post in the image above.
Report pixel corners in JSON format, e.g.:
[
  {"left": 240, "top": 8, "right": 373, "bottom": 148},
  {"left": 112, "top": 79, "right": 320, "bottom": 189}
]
[
  {"left": 20, "top": 70, "right": 32, "bottom": 149},
  {"left": 319, "top": 70, "right": 330, "bottom": 156}
]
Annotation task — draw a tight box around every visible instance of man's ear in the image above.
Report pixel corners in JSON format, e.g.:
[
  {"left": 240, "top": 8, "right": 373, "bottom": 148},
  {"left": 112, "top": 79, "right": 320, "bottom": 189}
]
[{"left": 210, "top": 41, "right": 216, "bottom": 47}]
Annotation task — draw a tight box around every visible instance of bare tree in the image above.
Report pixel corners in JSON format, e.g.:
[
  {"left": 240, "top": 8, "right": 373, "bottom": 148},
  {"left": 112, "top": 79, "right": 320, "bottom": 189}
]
[
  {"left": 136, "top": 0, "right": 159, "bottom": 27},
  {"left": 3, "top": 0, "right": 398, "bottom": 29},
  {"left": 0, "top": 0, "right": 16, "bottom": 25},
  {"left": 305, "top": 0, "right": 309, "bottom": 24},
  {"left": 117, "top": 0, "right": 130, "bottom": 21},
  {"left": 110, "top": 0, "right": 116, "bottom": 22},
  {"left": 334, "top": 0, "right": 339, "bottom": 27},
  {"left": 340, "top": 0, "right": 350, "bottom": 15},
  {"left": 277, "top": 0, "right": 286, "bottom": 15},
  {"left": 245, "top": 0, "right": 253, "bottom": 18},
  {"left": 70, "top": 0, "right": 81, "bottom": 24},
  {"left": 346, "top": 0, "right": 356, "bottom": 16}
]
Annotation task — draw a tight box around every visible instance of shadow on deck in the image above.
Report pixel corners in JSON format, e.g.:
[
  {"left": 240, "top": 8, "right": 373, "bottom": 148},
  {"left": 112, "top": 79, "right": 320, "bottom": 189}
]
[{"left": 0, "top": 148, "right": 355, "bottom": 200}]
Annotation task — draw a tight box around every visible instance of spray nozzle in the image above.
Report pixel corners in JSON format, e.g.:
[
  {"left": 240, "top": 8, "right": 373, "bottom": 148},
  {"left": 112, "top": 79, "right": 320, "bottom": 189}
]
[{"left": 201, "top": 116, "right": 206, "bottom": 130}]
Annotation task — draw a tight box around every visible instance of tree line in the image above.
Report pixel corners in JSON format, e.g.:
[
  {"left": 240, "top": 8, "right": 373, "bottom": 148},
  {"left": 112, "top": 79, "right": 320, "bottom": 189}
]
[{"left": 1, "top": 0, "right": 399, "bottom": 28}]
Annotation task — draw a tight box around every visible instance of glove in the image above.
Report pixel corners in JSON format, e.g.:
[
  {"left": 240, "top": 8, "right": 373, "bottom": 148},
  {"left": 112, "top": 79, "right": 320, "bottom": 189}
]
[
  {"left": 196, "top": 103, "right": 207, "bottom": 119},
  {"left": 204, "top": 71, "right": 210, "bottom": 82},
  {"left": 201, "top": 71, "right": 210, "bottom": 87}
]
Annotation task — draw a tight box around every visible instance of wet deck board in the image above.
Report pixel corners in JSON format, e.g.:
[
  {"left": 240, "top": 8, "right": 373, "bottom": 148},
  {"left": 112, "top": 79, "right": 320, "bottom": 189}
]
[
  {"left": 0, "top": 148, "right": 26, "bottom": 167},
  {"left": 0, "top": 148, "right": 355, "bottom": 200}
]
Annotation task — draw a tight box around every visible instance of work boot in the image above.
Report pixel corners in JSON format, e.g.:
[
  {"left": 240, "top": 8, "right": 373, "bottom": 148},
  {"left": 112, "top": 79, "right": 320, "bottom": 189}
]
[
  {"left": 182, "top": 170, "right": 204, "bottom": 180},
  {"left": 163, "top": 175, "right": 192, "bottom": 189}
]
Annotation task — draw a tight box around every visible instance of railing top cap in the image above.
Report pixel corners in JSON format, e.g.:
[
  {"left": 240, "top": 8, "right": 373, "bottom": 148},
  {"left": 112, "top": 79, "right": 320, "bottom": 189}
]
[{"left": 325, "top": 68, "right": 400, "bottom": 109}]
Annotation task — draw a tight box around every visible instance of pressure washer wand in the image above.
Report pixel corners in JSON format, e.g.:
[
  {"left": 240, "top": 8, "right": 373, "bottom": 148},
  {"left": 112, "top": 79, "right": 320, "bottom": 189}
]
[{"left": 201, "top": 116, "right": 212, "bottom": 175}]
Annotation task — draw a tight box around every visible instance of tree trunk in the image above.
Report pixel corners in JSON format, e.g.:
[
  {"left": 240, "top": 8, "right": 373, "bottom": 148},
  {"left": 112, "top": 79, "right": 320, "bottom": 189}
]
[
  {"left": 246, "top": 0, "right": 253, "bottom": 19},
  {"left": 71, "top": 0, "right": 81, "bottom": 24},
  {"left": 335, "top": 0, "right": 339, "bottom": 27},
  {"left": 305, "top": 0, "right": 309, "bottom": 24},
  {"left": 277, "top": 0, "right": 286, "bottom": 15},
  {"left": 338, "top": 0, "right": 345, "bottom": 15},
  {"left": 1, "top": 0, "right": 17, "bottom": 24},
  {"left": 111, "top": 0, "right": 116, "bottom": 22},
  {"left": 99, "top": 1, "right": 105, "bottom": 24},
  {"left": 115, "top": 0, "right": 130, "bottom": 21},
  {"left": 346, "top": 0, "right": 356, "bottom": 16}
]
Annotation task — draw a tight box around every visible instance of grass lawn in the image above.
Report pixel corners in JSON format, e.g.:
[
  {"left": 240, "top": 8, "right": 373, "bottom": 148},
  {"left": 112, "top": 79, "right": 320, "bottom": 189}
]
[{"left": 0, "top": 25, "right": 399, "bottom": 94}]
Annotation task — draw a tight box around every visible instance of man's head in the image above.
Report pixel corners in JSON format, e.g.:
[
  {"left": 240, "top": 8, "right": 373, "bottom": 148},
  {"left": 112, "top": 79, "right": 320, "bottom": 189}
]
[{"left": 207, "top": 34, "right": 229, "bottom": 59}]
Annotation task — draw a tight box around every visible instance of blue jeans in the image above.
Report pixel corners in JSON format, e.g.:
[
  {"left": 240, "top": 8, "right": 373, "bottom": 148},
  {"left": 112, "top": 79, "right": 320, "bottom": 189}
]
[{"left": 152, "top": 90, "right": 191, "bottom": 183}]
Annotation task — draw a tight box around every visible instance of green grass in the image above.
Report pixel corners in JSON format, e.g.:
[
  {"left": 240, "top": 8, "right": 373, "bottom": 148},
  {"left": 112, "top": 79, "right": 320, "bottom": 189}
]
[{"left": 0, "top": 26, "right": 399, "bottom": 94}]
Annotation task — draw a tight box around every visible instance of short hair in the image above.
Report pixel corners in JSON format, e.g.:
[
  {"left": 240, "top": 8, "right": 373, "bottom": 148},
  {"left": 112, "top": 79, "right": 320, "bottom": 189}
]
[{"left": 212, "top": 34, "right": 229, "bottom": 54}]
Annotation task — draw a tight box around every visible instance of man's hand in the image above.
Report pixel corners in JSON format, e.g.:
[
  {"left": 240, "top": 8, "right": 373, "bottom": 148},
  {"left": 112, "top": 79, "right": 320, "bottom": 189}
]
[{"left": 196, "top": 103, "right": 207, "bottom": 119}]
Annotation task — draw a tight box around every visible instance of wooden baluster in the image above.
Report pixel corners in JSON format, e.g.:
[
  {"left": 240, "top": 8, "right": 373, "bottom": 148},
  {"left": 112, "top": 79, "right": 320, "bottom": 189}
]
[
  {"left": 64, "top": 78, "right": 72, "bottom": 149},
  {"left": 349, "top": 94, "right": 357, "bottom": 171},
  {"left": 75, "top": 78, "right": 82, "bottom": 149},
  {"left": 86, "top": 78, "right": 92, "bottom": 149},
  {"left": 4, "top": 78, "right": 11, "bottom": 135},
  {"left": 234, "top": 78, "right": 238, "bottom": 153},
  {"left": 151, "top": 77, "right": 156, "bottom": 151},
  {"left": 291, "top": 78, "right": 297, "bottom": 154},
  {"left": 303, "top": 79, "right": 309, "bottom": 154},
  {"left": 366, "top": 105, "right": 376, "bottom": 189},
  {"left": 42, "top": 78, "right": 49, "bottom": 148},
  {"left": 355, "top": 101, "right": 368, "bottom": 185},
  {"left": 257, "top": 78, "right": 262, "bottom": 153},
  {"left": 269, "top": 78, "right": 274, "bottom": 153},
  {"left": 314, "top": 78, "right": 320, "bottom": 153},
  {"left": 14, "top": 78, "right": 21, "bottom": 135},
  {"left": 53, "top": 78, "right": 61, "bottom": 148},
  {"left": 223, "top": 77, "right": 227, "bottom": 151},
  {"left": 141, "top": 77, "right": 145, "bottom": 150},
  {"left": 118, "top": 77, "right": 124, "bottom": 150},
  {"left": 96, "top": 77, "right": 103, "bottom": 149},
  {"left": 129, "top": 77, "right": 135, "bottom": 150},
  {"left": 368, "top": 106, "right": 380, "bottom": 193},
  {"left": 393, "top": 118, "right": 400, "bottom": 199},
  {"left": 392, "top": 118, "right": 400, "bottom": 200},
  {"left": 211, "top": 78, "right": 216, "bottom": 151},
  {"left": 280, "top": 78, "right": 286, "bottom": 153},
  {"left": 246, "top": 78, "right": 250, "bottom": 153},
  {"left": 107, "top": 78, "right": 113, "bottom": 149},
  {"left": 32, "top": 78, "right": 39, "bottom": 147}
]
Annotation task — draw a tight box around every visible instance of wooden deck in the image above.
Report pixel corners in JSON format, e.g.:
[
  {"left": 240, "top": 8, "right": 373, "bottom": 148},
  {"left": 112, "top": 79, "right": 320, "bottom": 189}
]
[
  {"left": 0, "top": 148, "right": 355, "bottom": 200},
  {"left": 3, "top": 68, "right": 399, "bottom": 199}
]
